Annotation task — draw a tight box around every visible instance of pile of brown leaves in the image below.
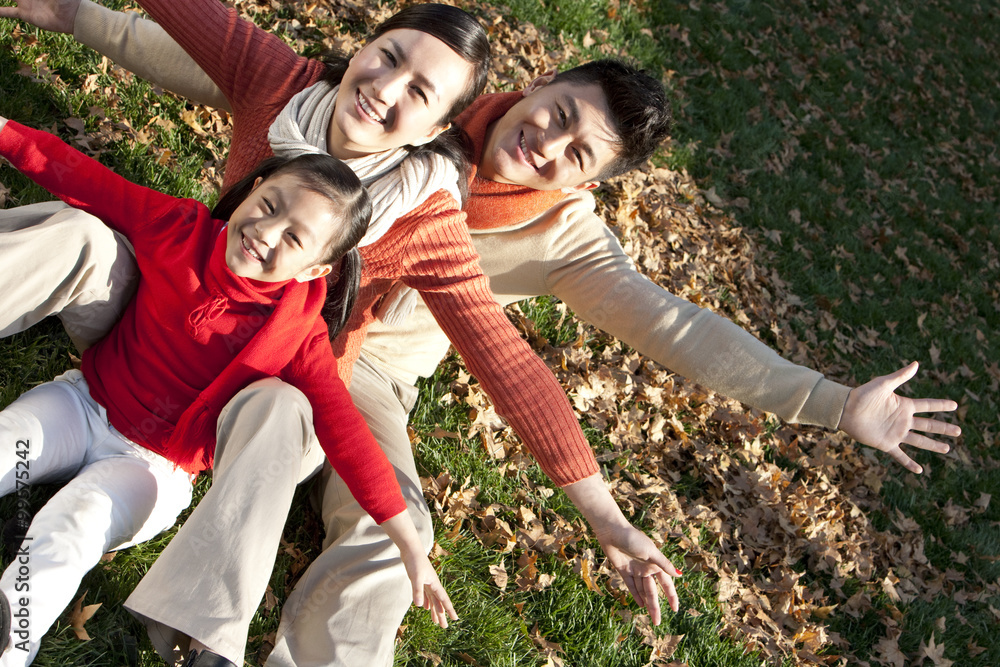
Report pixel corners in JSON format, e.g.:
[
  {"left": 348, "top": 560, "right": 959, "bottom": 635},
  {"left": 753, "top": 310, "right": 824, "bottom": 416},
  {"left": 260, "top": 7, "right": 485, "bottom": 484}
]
[
  {"left": 10, "top": 2, "right": 992, "bottom": 664},
  {"left": 435, "top": 153, "right": 993, "bottom": 665}
]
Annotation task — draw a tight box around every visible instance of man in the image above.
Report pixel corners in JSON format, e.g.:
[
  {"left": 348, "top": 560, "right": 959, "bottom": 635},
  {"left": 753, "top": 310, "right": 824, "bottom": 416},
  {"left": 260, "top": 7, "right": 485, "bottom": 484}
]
[{"left": 0, "top": 2, "right": 959, "bottom": 665}]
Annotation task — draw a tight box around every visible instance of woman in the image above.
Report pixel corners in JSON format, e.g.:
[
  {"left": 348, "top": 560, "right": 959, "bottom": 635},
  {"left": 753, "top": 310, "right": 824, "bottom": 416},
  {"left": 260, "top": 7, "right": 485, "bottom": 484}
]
[{"left": 0, "top": 1, "right": 679, "bottom": 665}]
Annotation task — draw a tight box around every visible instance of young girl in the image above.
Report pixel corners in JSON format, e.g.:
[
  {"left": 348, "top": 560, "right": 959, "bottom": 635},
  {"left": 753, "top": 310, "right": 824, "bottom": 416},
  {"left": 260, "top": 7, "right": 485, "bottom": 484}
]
[{"left": 0, "top": 116, "right": 456, "bottom": 667}]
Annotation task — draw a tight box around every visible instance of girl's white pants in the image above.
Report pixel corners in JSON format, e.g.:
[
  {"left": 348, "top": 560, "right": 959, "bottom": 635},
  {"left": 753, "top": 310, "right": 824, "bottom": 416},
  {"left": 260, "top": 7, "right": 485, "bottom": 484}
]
[{"left": 0, "top": 370, "right": 193, "bottom": 667}]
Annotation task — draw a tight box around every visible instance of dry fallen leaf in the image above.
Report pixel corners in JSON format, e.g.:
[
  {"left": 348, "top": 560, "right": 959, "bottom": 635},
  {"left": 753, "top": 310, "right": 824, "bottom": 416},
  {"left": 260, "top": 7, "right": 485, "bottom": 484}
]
[
  {"left": 916, "top": 632, "right": 953, "bottom": 667},
  {"left": 489, "top": 563, "right": 509, "bottom": 591},
  {"left": 67, "top": 592, "right": 102, "bottom": 641}
]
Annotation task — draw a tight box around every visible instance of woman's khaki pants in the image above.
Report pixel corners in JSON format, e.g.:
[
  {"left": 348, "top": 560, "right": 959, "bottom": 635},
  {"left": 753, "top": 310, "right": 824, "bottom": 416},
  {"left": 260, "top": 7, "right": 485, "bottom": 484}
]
[{"left": 1, "top": 202, "right": 430, "bottom": 666}]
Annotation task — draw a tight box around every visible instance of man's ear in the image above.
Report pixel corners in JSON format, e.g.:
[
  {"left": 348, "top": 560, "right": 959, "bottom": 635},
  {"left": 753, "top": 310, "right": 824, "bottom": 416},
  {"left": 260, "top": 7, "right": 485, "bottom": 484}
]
[
  {"left": 409, "top": 122, "right": 452, "bottom": 147},
  {"left": 560, "top": 180, "right": 599, "bottom": 194},
  {"left": 524, "top": 68, "right": 559, "bottom": 96},
  {"left": 295, "top": 263, "right": 333, "bottom": 283}
]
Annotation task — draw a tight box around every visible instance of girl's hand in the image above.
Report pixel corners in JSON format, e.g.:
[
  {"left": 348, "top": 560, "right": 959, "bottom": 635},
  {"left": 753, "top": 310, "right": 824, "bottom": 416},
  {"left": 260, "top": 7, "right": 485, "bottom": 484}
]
[
  {"left": 839, "top": 361, "right": 961, "bottom": 473},
  {"left": 404, "top": 553, "right": 458, "bottom": 628},
  {"left": 380, "top": 512, "right": 458, "bottom": 628},
  {"left": 0, "top": 0, "right": 81, "bottom": 34}
]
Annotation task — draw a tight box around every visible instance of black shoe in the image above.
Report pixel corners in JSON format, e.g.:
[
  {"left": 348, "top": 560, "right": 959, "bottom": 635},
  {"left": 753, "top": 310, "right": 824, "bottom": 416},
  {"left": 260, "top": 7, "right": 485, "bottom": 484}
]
[
  {"left": 0, "top": 590, "right": 11, "bottom": 655},
  {"left": 1, "top": 516, "right": 29, "bottom": 561},
  {"left": 182, "top": 649, "right": 237, "bottom": 667}
]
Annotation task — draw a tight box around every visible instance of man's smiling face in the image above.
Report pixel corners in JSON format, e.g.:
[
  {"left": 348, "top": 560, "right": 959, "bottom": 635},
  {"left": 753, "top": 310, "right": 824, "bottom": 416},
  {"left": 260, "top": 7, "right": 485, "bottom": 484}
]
[{"left": 479, "top": 76, "right": 620, "bottom": 193}]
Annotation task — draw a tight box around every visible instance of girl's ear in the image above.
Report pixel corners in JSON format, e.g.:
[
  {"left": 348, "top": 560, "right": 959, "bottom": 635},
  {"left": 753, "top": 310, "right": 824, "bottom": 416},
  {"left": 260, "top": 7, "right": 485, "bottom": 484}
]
[
  {"left": 251, "top": 176, "right": 264, "bottom": 191},
  {"left": 294, "top": 263, "right": 333, "bottom": 283}
]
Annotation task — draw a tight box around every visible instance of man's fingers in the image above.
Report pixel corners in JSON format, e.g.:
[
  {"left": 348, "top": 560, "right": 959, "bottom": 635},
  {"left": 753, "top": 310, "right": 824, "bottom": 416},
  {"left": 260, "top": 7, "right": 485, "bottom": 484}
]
[
  {"left": 886, "top": 360, "right": 919, "bottom": 389},
  {"left": 888, "top": 445, "right": 923, "bottom": 474},
  {"left": 903, "top": 430, "right": 951, "bottom": 454},
  {"left": 911, "top": 416, "right": 961, "bottom": 437},
  {"left": 910, "top": 398, "right": 959, "bottom": 415}
]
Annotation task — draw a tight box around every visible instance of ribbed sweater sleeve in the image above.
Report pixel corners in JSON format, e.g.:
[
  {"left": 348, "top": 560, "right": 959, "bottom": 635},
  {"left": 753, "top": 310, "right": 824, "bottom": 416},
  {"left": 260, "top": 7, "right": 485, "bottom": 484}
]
[
  {"left": 0, "top": 121, "right": 177, "bottom": 238},
  {"left": 286, "top": 329, "right": 407, "bottom": 524},
  {"left": 74, "top": 0, "right": 229, "bottom": 111},
  {"left": 134, "top": 0, "right": 324, "bottom": 184},
  {"left": 400, "top": 204, "right": 600, "bottom": 486}
]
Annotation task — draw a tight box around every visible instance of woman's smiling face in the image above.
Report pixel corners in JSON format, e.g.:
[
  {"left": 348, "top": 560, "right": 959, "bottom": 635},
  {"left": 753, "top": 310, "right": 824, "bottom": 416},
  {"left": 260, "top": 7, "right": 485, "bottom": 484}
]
[{"left": 327, "top": 28, "right": 475, "bottom": 159}]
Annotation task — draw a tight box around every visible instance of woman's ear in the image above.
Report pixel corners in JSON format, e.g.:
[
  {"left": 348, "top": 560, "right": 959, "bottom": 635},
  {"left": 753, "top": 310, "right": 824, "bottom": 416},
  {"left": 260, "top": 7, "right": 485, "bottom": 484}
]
[
  {"left": 409, "top": 122, "right": 452, "bottom": 147},
  {"left": 294, "top": 263, "right": 333, "bottom": 283}
]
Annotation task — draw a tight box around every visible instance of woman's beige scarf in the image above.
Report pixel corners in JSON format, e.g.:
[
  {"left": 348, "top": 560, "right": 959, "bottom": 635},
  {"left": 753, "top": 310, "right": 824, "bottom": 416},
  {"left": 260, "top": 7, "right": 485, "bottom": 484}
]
[{"left": 268, "top": 80, "right": 463, "bottom": 248}]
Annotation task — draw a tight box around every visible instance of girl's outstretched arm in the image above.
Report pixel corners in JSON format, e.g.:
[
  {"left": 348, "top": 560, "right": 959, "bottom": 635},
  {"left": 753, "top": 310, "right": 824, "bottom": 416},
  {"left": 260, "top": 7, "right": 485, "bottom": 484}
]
[
  {"left": 288, "top": 334, "right": 455, "bottom": 627},
  {"left": 0, "top": 119, "right": 178, "bottom": 237},
  {"left": 380, "top": 512, "right": 458, "bottom": 629}
]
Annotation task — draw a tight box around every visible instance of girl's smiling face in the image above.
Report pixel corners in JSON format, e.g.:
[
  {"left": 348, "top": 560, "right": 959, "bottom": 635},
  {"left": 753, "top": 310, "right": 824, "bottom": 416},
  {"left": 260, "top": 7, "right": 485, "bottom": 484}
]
[
  {"left": 225, "top": 172, "right": 341, "bottom": 283},
  {"left": 326, "top": 28, "right": 475, "bottom": 158}
]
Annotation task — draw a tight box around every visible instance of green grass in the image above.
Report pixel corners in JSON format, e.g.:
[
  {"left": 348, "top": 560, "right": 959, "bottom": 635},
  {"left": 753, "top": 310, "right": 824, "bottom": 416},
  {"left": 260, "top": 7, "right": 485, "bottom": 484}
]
[{"left": 3, "top": 0, "right": 999, "bottom": 665}]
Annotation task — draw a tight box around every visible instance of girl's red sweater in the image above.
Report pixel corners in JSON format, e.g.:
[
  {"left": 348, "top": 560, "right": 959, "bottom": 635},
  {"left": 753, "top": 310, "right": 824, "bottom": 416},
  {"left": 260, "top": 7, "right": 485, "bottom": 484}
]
[
  {"left": 0, "top": 121, "right": 406, "bottom": 524},
  {"left": 134, "top": 0, "right": 600, "bottom": 487}
]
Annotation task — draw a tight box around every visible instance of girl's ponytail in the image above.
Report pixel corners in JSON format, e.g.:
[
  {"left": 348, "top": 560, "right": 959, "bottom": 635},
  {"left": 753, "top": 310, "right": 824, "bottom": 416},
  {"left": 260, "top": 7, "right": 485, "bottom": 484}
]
[{"left": 322, "top": 246, "right": 363, "bottom": 339}]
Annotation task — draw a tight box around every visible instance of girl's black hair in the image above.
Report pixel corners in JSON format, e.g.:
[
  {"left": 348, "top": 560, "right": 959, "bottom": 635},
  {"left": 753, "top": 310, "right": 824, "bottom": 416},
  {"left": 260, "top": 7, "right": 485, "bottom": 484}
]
[
  {"left": 318, "top": 3, "right": 492, "bottom": 200},
  {"left": 212, "top": 153, "right": 373, "bottom": 339}
]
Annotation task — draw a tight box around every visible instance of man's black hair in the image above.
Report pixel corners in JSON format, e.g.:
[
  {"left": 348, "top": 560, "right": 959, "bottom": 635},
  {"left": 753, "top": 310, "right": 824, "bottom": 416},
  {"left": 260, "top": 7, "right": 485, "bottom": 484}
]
[{"left": 553, "top": 60, "right": 672, "bottom": 180}]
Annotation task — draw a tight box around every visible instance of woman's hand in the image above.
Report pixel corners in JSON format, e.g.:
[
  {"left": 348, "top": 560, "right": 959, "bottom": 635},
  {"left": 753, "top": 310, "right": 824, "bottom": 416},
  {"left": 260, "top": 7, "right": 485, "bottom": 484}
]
[
  {"left": 563, "top": 475, "right": 681, "bottom": 625},
  {"left": 839, "top": 361, "right": 961, "bottom": 473},
  {"left": 0, "top": 0, "right": 81, "bottom": 34},
  {"left": 596, "top": 522, "right": 681, "bottom": 625}
]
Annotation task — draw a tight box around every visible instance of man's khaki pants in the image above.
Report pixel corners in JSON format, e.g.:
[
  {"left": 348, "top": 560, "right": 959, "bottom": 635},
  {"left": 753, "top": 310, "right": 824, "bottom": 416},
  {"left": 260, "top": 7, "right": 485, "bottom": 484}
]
[{"left": 0, "top": 201, "right": 137, "bottom": 350}]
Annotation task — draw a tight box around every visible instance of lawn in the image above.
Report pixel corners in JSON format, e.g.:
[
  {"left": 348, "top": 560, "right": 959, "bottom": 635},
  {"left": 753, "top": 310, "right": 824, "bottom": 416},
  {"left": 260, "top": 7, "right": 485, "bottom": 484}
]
[{"left": 1, "top": 0, "right": 997, "bottom": 666}]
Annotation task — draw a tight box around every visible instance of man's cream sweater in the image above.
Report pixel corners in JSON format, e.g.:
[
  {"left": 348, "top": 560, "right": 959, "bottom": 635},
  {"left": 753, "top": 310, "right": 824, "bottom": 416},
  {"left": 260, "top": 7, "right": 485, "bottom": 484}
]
[{"left": 73, "top": 0, "right": 850, "bottom": 429}]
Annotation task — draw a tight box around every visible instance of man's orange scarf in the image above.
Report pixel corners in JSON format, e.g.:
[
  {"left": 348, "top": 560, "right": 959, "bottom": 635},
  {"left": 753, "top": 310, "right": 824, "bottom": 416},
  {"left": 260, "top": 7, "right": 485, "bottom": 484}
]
[{"left": 458, "top": 92, "right": 569, "bottom": 230}]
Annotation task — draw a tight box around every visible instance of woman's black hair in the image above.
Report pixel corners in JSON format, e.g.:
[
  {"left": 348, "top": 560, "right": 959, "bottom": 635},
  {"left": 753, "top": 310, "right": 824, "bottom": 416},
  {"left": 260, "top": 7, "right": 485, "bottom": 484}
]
[
  {"left": 212, "top": 153, "right": 373, "bottom": 338},
  {"left": 318, "top": 3, "right": 491, "bottom": 200}
]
